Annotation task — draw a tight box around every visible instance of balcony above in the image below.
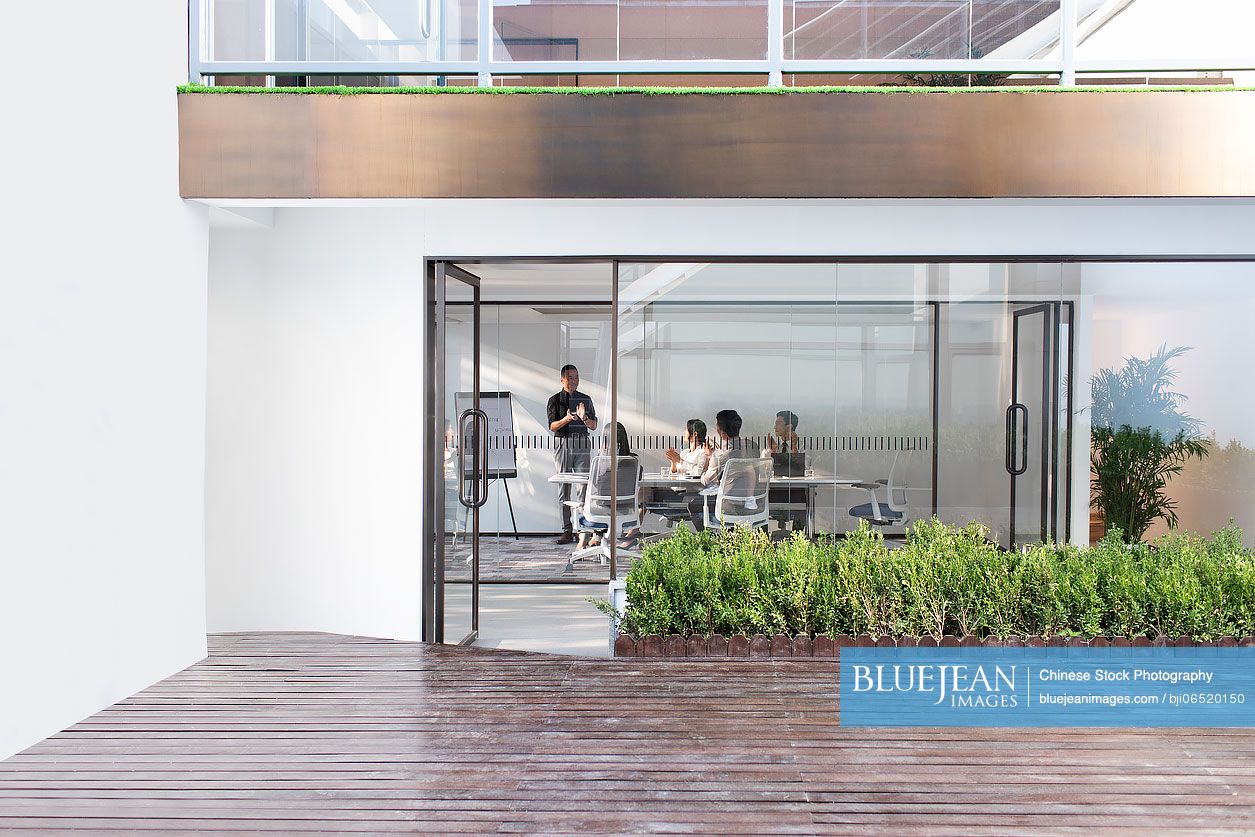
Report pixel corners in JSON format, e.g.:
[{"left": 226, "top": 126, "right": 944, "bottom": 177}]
[{"left": 178, "top": 87, "right": 1255, "bottom": 199}]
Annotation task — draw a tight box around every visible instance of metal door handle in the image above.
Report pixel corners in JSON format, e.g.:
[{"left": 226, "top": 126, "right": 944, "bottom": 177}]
[
  {"left": 457, "top": 408, "right": 490, "bottom": 509},
  {"left": 472, "top": 408, "right": 489, "bottom": 508},
  {"left": 1005, "top": 403, "right": 1028, "bottom": 476},
  {"left": 457, "top": 409, "right": 476, "bottom": 508}
]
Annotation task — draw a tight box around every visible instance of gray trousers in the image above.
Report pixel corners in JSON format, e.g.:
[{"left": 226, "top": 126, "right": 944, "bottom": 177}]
[{"left": 555, "top": 436, "right": 590, "bottom": 534}]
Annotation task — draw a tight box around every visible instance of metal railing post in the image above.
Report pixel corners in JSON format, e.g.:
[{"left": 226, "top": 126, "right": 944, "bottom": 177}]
[
  {"left": 188, "top": 0, "right": 204, "bottom": 84},
  {"left": 478, "top": 0, "right": 492, "bottom": 86},
  {"left": 768, "top": 0, "right": 783, "bottom": 87},
  {"left": 1060, "top": 0, "right": 1078, "bottom": 86},
  {"left": 264, "top": 0, "right": 276, "bottom": 87}
]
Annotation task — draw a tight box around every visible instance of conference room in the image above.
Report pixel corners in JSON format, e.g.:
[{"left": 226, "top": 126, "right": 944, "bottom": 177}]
[
  {"left": 436, "top": 257, "right": 1255, "bottom": 652},
  {"left": 434, "top": 259, "right": 1095, "bottom": 646}
]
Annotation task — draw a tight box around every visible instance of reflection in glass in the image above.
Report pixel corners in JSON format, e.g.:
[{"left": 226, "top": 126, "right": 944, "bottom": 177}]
[
  {"left": 209, "top": 0, "right": 478, "bottom": 63},
  {"left": 1083, "top": 262, "right": 1255, "bottom": 545},
  {"left": 784, "top": 0, "right": 1060, "bottom": 62},
  {"left": 493, "top": 0, "right": 768, "bottom": 61}
]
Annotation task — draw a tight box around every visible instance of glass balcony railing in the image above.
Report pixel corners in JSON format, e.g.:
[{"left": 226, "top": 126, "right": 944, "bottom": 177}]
[{"left": 192, "top": 0, "right": 1255, "bottom": 87}]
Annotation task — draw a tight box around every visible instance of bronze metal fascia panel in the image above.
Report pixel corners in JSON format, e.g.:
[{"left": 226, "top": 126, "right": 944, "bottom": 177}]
[{"left": 178, "top": 92, "right": 1255, "bottom": 199}]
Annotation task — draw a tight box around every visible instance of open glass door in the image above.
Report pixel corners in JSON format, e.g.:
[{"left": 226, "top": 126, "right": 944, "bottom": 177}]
[
  {"left": 434, "top": 263, "right": 482, "bottom": 644},
  {"left": 1008, "top": 304, "right": 1057, "bottom": 549}
]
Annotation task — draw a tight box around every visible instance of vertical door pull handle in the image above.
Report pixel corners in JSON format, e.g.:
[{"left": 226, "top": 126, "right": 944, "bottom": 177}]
[
  {"left": 1005, "top": 403, "right": 1029, "bottom": 476},
  {"left": 471, "top": 409, "right": 490, "bottom": 508}
]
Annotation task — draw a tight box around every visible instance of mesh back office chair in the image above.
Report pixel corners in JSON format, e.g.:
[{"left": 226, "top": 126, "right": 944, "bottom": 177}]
[
  {"left": 569, "top": 454, "right": 641, "bottom": 565},
  {"left": 703, "top": 457, "right": 772, "bottom": 531},
  {"left": 849, "top": 451, "right": 908, "bottom": 526}
]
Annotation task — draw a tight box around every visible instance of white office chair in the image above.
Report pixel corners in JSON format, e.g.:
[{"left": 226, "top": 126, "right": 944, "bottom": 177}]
[
  {"left": 849, "top": 451, "right": 909, "bottom": 527},
  {"left": 569, "top": 454, "right": 642, "bottom": 565},
  {"left": 703, "top": 457, "right": 772, "bottom": 531}
]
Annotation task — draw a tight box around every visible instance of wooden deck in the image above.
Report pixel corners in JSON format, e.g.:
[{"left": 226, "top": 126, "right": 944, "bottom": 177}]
[{"left": 3, "top": 633, "right": 1255, "bottom": 834}]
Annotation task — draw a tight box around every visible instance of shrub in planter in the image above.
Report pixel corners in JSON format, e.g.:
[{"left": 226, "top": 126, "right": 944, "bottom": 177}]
[{"left": 605, "top": 519, "right": 1255, "bottom": 642}]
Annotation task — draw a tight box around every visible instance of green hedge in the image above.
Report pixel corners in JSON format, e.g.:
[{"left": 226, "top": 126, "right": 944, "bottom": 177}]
[{"left": 616, "top": 520, "right": 1255, "bottom": 641}]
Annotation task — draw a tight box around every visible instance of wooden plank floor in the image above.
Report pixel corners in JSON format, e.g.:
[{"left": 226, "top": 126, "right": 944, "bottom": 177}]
[{"left": 3, "top": 633, "right": 1255, "bottom": 834}]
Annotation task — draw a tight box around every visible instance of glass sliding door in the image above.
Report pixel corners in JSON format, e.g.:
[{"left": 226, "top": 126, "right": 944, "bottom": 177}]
[
  {"left": 1009, "top": 304, "right": 1056, "bottom": 548},
  {"left": 433, "top": 262, "right": 483, "bottom": 644},
  {"left": 832, "top": 264, "right": 936, "bottom": 538},
  {"left": 934, "top": 264, "right": 1068, "bottom": 548}
]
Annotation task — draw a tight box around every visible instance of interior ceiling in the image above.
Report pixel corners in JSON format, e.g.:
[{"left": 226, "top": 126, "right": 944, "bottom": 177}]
[
  {"left": 450, "top": 260, "right": 1078, "bottom": 304},
  {"left": 454, "top": 262, "right": 614, "bottom": 301}
]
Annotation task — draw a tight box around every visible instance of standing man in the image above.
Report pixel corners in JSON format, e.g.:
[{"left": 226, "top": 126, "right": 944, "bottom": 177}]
[{"left": 548, "top": 364, "right": 598, "bottom": 544}]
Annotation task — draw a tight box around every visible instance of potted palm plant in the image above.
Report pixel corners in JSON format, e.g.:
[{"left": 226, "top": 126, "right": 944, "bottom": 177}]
[{"left": 1090, "top": 345, "right": 1210, "bottom": 543}]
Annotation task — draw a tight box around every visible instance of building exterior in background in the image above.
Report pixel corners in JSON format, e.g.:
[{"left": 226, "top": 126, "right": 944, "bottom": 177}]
[
  {"left": 200, "top": 0, "right": 1255, "bottom": 88},
  {"left": 4, "top": 0, "right": 1255, "bottom": 757}
]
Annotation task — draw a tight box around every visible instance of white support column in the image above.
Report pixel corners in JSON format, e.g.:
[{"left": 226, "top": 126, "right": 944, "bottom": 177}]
[
  {"left": 478, "top": 0, "right": 493, "bottom": 86},
  {"left": 767, "top": 0, "right": 784, "bottom": 87},
  {"left": 1060, "top": 0, "right": 1078, "bottom": 86}
]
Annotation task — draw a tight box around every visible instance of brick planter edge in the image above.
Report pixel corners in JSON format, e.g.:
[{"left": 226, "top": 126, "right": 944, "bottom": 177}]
[{"left": 613, "top": 633, "right": 1255, "bottom": 658}]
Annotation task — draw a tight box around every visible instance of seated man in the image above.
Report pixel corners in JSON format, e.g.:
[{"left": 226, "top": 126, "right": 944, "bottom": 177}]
[
  {"left": 763, "top": 410, "right": 803, "bottom": 458},
  {"left": 687, "top": 409, "right": 761, "bottom": 531},
  {"left": 763, "top": 409, "right": 808, "bottom": 532}
]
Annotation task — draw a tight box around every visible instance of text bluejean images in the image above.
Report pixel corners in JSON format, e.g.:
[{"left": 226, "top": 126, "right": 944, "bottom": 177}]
[{"left": 840, "top": 648, "right": 1255, "bottom": 727}]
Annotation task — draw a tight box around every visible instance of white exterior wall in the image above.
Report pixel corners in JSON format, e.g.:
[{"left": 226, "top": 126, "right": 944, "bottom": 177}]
[
  {"left": 206, "top": 199, "right": 1255, "bottom": 639},
  {"left": 1, "top": 3, "right": 209, "bottom": 758},
  {"left": 207, "top": 212, "right": 426, "bottom": 640}
]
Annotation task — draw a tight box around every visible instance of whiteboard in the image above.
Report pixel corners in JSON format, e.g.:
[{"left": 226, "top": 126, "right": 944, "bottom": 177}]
[{"left": 454, "top": 391, "right": 517, "bottom": 479}]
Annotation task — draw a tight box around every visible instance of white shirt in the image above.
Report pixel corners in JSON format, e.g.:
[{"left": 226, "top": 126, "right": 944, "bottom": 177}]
[{"left": 677, "top": 446, "right": 710, "bottom": 477}]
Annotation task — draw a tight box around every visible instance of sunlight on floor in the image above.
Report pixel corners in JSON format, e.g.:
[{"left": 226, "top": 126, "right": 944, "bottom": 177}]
[{"left": 446, "top": 584, "right": 613, "bottom": 657}]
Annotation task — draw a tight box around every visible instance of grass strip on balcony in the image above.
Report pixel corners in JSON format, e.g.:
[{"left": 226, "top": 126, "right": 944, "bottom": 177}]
[
  {"left": 610, "top": 520, "right": 1255, "bottom": 641},
  {"left": 178, "top": 83, "right": 1255, "bottom": 96}
]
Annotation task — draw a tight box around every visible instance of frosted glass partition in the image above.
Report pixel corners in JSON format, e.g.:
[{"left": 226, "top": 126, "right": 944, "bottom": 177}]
[
  {"left": 785, "top": 0, "right": 1060, "bottom": 61},
  {"left": 443, "top": 259, "right": 1255, "bottom": 563},
  {"left": 1082, "top": 262, "right": 1255, "bottom": 546},
  {"left": 615, "top": 263, "right": 940, "bottom": 540},
  {"left": 829, "top": 264, "right": 935, "bottom": 539}
]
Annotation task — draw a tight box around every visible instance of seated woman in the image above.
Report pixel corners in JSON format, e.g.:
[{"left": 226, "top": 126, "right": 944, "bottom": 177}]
[
  {"left": 621, "top": 419, "right": 711, "bottom": 548},
  {"left": 575, "top": 423, "right": 642, "bottom": 552},
  {"left": 666, "top": 419, "right": 712, "bottom": 478}
]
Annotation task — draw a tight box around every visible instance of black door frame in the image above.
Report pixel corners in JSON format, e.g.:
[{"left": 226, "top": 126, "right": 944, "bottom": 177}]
[
  {"left": 426, "top": 261, "right": 484, "bottom": 645},
  {"left": 1009, "top": 303, "right": 1062, "bottom": 548}
]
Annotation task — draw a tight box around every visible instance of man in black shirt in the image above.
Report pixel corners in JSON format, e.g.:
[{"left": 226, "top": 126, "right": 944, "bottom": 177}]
[{"left": 547, "top": 364, "right": 598, "bottom": 544}]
